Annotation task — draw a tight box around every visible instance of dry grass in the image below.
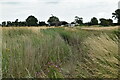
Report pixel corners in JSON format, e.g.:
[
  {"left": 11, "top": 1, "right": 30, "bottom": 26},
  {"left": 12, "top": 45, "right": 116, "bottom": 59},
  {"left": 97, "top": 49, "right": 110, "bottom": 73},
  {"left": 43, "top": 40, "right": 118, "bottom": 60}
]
[
  {"left": 1, "top": 26, "right": 56, "bottom": 34},
  {"left": 1, "top": 26, "right": 119, "bottom": 31},
  {"left": 81, "top": 26, "right": 119, "bottom": 30},
  {"left": 1, "top": 26, "right": 55, "bottom": 30},
  {"left": 64, "top": 27, "right": 78, "bottom": 32},
  {"left": 82, "top": 33, "right": 119, "bottom": 77}
]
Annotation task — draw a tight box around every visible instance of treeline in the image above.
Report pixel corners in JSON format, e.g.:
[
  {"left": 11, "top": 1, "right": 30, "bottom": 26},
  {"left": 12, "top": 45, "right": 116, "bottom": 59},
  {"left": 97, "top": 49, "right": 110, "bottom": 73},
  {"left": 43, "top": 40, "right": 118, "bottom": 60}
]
[{"left": 1, "top": 9, "right": 120, "bottom": 27}]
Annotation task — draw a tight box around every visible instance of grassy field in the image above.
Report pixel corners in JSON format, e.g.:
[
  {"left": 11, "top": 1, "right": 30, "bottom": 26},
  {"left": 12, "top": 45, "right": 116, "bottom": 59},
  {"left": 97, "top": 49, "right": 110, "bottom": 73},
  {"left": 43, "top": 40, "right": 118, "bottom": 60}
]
[{"left": 1, "top": 26, "right": 120, "bottom": 78}]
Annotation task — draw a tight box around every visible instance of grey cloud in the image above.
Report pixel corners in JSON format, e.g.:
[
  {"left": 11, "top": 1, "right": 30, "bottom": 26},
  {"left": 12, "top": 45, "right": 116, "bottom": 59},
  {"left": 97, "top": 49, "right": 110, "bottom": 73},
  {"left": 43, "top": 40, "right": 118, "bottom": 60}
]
[
  {"left": 0, "top": 2, "right": 20, "bottom": 5},
  {"left": 43, "top": 0, "right": 61, "bottom": 4},
  {"left": 0, "top": 0, "right": 119, "bottom": 23},
  {"left": 45, "top": 1, "right": 60, "bottom": 4}
]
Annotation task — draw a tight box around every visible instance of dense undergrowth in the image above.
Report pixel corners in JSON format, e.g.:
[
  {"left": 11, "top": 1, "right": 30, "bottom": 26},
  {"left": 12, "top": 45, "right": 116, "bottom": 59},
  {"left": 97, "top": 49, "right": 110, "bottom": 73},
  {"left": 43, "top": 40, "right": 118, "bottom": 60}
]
[{"left": 2, "top": 27, "right": 120, "bottom": 78}]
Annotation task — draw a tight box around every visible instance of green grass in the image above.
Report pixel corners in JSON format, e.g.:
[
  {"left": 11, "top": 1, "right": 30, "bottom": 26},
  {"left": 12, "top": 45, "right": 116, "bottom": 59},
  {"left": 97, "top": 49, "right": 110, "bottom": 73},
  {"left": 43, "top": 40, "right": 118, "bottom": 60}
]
[
  {"left": 0, "top": 27, "right": 2, "bottom": 79},
  {"left": 2, "top": 27, "right": 120, "bottom": 78}
]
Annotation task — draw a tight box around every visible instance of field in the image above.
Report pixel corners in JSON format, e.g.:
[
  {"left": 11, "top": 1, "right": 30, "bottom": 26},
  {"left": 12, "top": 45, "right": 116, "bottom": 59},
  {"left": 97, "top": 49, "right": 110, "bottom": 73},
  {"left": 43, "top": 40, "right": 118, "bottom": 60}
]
[{"left": 1, "top": 26, "right": 120, "bottom": 78}]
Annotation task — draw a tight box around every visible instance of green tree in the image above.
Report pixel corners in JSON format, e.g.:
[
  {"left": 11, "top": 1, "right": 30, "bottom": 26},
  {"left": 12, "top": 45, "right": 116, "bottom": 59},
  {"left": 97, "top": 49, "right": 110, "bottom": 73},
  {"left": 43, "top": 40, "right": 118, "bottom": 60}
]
[
  {"left": 60, "top": 21, "right": 68, "bottom": 26},
  {"left": 47, "top": 15, "right": 60, "bottom": 26},
  {"left": 15, "top": 19, "right": 19, "bottom": 26},
  {"left": 6, "top": 21, "right": 12, "bottom": 27},
  {"left": 26, "top": 15, "right": 38, "bottom": 26},
  {"left": 39, "top": 21, "right": 46, "bottom": 26},
  {"left": 107, "top": 19, "right": 113, "bottom": 26},
  {"left": 112, "top": 9, "right": 120, "bottom": 24},
  {"left": 99, "top": 18, "right": 113, "bottom": 26},
  {"left": 100, "top": 18, "right": 109, "bottom": 26},
  {"left": 90, "top": 17, "right": 98, "bottom": 25},
  {"left": 19, "top": 21, "right": 26, "bottom": 26},
  {"left": 74, "top": 16, "right": 83, "bottom": 25},
  {"left": 2, "top": 21, "right": 6, "bottom": 27}
]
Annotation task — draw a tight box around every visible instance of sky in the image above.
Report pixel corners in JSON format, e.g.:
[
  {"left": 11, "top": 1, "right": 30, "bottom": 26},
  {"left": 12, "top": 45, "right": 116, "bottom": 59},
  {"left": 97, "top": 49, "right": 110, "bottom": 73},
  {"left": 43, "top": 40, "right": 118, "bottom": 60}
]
[{"left": 0, "top": 0, "right": 119, "bottom": 23}]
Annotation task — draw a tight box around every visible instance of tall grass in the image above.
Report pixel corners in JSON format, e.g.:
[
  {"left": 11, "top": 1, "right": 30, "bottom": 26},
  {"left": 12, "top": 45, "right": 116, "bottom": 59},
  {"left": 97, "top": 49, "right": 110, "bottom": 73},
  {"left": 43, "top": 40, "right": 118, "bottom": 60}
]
[
  {"left": 2, "top": 27, "right": 119, "bottom": 78},
  {"left": 0, "top": 27, "right": 2, "bottom": 79}
]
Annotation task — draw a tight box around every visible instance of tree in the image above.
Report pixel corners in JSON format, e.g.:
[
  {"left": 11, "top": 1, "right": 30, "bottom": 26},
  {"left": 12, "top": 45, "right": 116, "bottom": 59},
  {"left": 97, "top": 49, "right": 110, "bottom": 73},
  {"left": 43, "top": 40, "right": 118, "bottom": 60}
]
[
  {"left": 112, "top": 9, "right": 120, "bottom": 24},
  {"left": 2, "top": 21, "right": 6, "bottom": 27},
  {"left": 15, "top": 19, "right": 19, "bottom": 26},
  {"left": 26, "top": 15, "right": 38, "bottom": 26},
  {"left": 60, "top": 21, "right": 68, "bottom": 26},
  {"left": 47, "top": 15, "right": 60, "bottom": 26},
  {"left": 84, "top": 22, "right": 91, "bottom": 26},
  {"left": 100, "top": 18, "right": 109, "bottom": 26},
  {"left": 99, "top": 18, "right": 113, "bottom": 26},
  {"left": 15, "top": 19, "right": 18, "bottom": 22},
  {"left": 18, "top": 21, "right": 26, "bottom": 26},
  {"left": 107, "top": 19, "right": 113, "bottom": 26},
  {"left": 74, "top": 16, "right": 83, "bottom": 25},
  {"left": 90, "top": 17, "right": 98, "bottom": 25},
  {"left": 6, "top": 21, "right": 12, "bottom": 27},
  {"left": 38, "top": 21, "right": 46, "bottom": 26},
  {"left": 71, "top": 22, "right": 75, "bottom": 24}
]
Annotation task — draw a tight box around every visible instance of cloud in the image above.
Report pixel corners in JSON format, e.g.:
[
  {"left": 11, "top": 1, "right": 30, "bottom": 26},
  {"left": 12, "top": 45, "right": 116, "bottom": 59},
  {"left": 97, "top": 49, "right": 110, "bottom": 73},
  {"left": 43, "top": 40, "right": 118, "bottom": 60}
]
[
  {"left": 1, "top": 2, "right": 20, "bottom": 5},
  {"left": 0, "top": 0, "right": 119, "bottom": 23},
  {"left": 45, "top": 2, "right": 60, "bottom": 4},
  {"left": 43, "top": 0, "right": 61, "bottom": 4}
]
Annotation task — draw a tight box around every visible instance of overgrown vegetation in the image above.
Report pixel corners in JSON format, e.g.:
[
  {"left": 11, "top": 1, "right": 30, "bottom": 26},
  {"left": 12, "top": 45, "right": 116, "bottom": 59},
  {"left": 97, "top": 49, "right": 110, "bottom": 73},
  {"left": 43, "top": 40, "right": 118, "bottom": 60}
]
[{"left": 2, "top": 27, "right": 119, "bottom": 78}]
